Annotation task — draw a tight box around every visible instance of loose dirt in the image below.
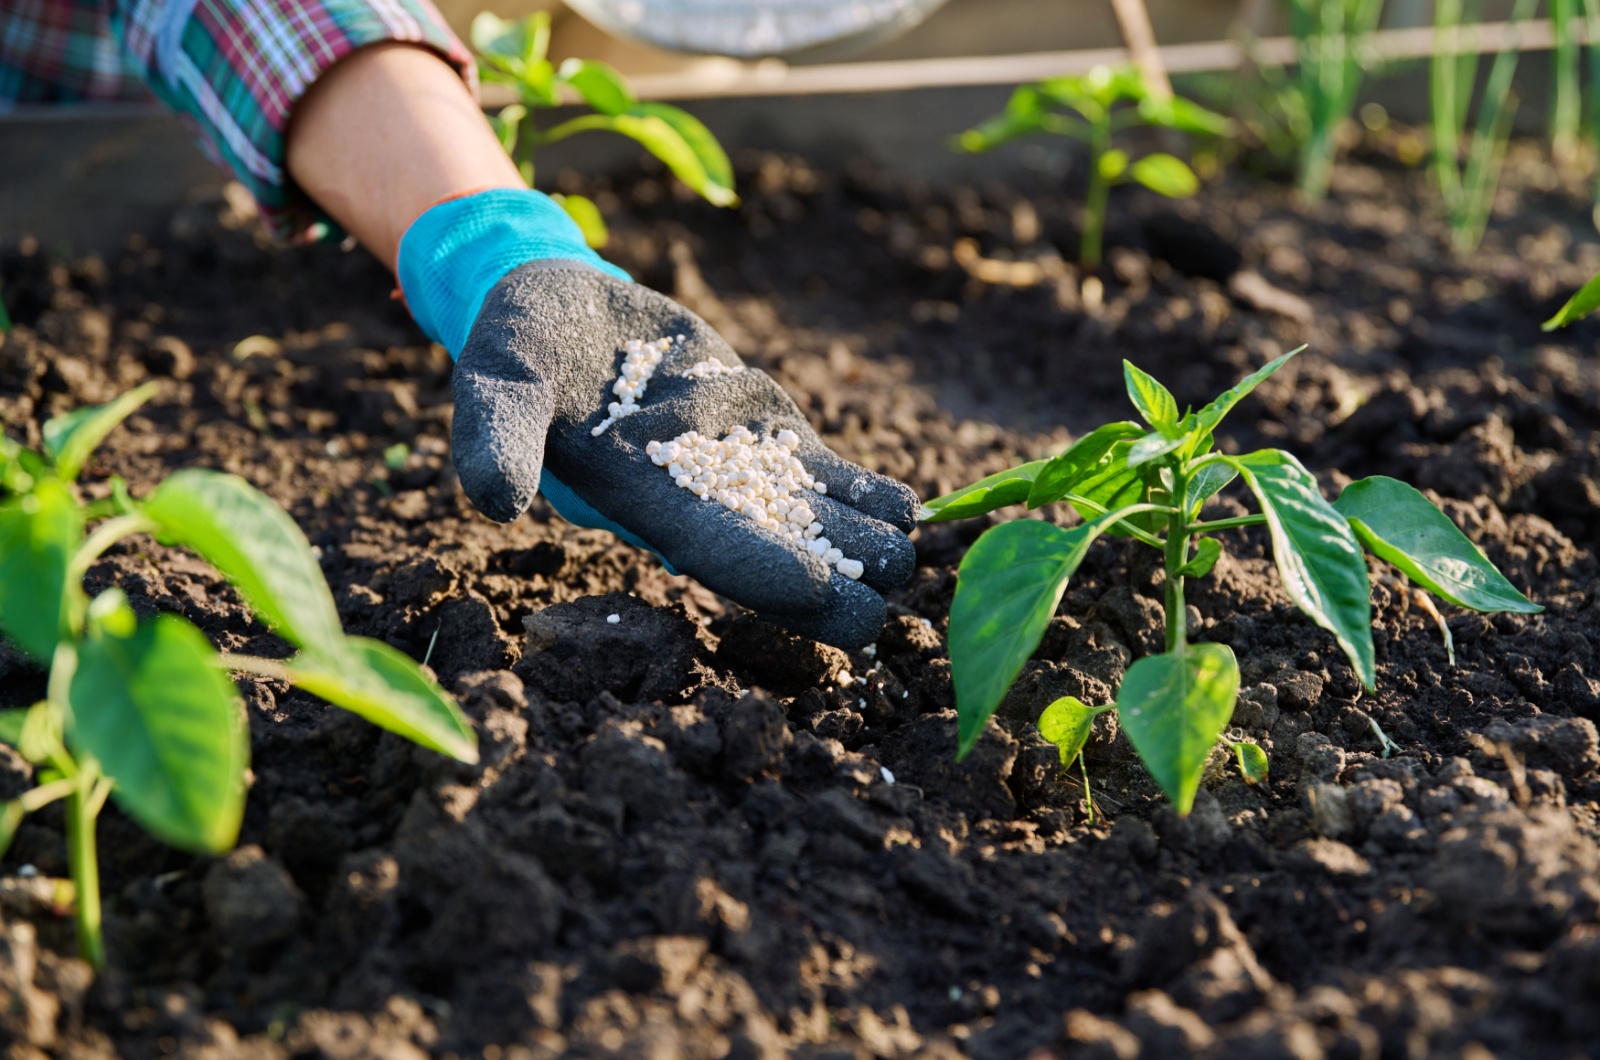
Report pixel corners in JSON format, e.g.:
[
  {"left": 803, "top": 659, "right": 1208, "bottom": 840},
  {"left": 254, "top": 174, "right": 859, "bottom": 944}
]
[{"left": 2, "top": 138, "right": 1599, "bottom": 1059}]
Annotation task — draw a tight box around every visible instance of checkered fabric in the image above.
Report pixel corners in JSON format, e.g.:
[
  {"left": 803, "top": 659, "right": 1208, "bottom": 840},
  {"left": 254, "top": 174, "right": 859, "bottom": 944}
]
[{"left": 1, "top": 0, "right": 477, "bottom": 240}]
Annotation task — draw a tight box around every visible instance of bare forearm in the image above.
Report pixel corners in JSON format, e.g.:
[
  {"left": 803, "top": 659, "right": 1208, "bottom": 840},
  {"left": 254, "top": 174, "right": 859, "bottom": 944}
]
[{"left": 286, "top": 43, "right": 523, "bottom": 269}]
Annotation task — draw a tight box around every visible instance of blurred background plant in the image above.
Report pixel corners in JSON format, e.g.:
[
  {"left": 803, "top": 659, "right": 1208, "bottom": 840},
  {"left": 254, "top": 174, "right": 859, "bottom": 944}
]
[
  {"left": 1283, "top": 0, "right": 1387, "bottom": 200},
  {"left": 954, "top": 64, "right": 1232, "bottom": 267},
  {"left": 1431, "top": 0, "right": 1535, "bottom": 252},
  {"left": 472, "top": 10, "right": 738, "bottom": 247}
]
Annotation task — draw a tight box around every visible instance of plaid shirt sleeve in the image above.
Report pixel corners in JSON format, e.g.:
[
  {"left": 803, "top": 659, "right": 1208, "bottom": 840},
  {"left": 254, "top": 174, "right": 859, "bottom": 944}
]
[{"left": 2, "top": 0, "right": 479, "bottom": 241}]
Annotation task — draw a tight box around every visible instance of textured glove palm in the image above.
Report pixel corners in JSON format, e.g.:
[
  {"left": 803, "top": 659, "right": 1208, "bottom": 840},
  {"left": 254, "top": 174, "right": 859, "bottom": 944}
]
[{"left": 452, "top": 261, "right": 918, "bottom": 647}]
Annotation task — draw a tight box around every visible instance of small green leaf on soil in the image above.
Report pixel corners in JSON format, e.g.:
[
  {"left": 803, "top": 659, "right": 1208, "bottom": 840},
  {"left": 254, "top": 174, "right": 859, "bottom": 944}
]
[
  {"left": 1334, "top": 475, "right": 1540, "bottom": 614},
  {"left": 1117, "top": 643, "right": 1240, "bottom": 815},
  {"left": 287, "top": 637, "right": 479, "bottom": 764},
  {"left": 1228, "top": 450, "right": 1375, "bottom": 689},
  {"left": 949, "top": 515, "right": 1120, "bottom": 759},
  {"left": 70, "top": 611, "right": 248, "bottom": 854},
  {"left": 1038, "top": 696, "right": 1101, "bottom": 765},
  {"left": 1542, "top": 269, "right": 1600, "bottom": 330},
  {"left": 1235, "top": 741, "right": 1269, "bottom": 784}
]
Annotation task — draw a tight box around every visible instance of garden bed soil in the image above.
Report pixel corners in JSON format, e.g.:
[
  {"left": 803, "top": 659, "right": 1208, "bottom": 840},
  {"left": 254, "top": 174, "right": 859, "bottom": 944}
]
[{"left": 3, "top": 137, "right": 1600, "bottom": 1059}]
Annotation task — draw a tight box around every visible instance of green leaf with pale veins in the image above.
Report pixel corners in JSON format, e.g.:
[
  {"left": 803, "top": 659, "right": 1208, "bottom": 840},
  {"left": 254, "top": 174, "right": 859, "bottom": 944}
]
[
  {"left": 141, "top": 470, "right": 345, "bottom": 662},
  {"left": 42, "top": 382, "right": 160, "bottom": 483},
  {"left": 69, "top": 611, "right": 247, "bottom": 854},
  {"left": 1227, "top": 450, "right": 1375, "bottom": 688},
  {"left": 1038, "top": 696, "right": 1102, "bottom": 765},
  {"left": 0, "top": 479, "right": 81, "bottom": 659},
  {"left": 1334, "top": 476, "right": 1540, "bottom": 613},
  {"left": 1117, "top": 643, "right": 1240, "bottom": 814},
  {"left": 1026, "top": 422, "right": 1144, "bottom": 508},
  {"left": 1184, "top": 462, "right": 1238, "bottom": 516},
  {"left": 1123, "top": 360, "right": 1180, "bottom": 429},
  {"left": 1066, "top": 441, "right": 1161, "bottom": 538},
  {"left": 286, "top": 638, "right": 478, "bottom": 764},
  {"left": 949, "top": 514, "right": 1122, "bottom": 758},
  {"left": 923, "top": 460, "right": 1047, "bottom": 522},
  {"left": 1235, "top": 742, "right": 1270, "bottom": 784}
]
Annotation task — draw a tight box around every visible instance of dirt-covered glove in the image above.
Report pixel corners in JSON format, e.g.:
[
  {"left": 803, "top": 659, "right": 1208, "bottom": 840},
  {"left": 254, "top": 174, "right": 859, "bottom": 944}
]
[{"left": 397, "top": 189, "right": 918, "bottom": 648}]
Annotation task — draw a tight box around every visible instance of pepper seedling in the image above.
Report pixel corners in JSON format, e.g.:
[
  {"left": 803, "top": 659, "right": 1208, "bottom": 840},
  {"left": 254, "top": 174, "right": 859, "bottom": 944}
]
[
  {"left": 953, "top": 64, "right": 1231, "bottom": 268},
  {"left": 472, "top": 11, "right": 738, "bottom": 247},
  {"left": 925, "top": 350, "right": 1539, "bottom": 815},
  {"left": 0, "top": 385, "right": 477, "bottom": 967}
]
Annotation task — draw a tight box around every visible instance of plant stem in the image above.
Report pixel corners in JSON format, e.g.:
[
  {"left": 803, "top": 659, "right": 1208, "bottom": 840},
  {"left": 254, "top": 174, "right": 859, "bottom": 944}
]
[
  {"left": 1164, "top": 469, "right": 1191, "bottom": 653},
  {"left": 1081, "top": 117, "right": 1112, "bottom": 268},
  {"left": 65, "top": 777, "right": 104, "bottom": 968},
  {"left": 216, "top": 653, "right": 294, "bottom": 682},
  {"left": 1188, "top": 514, "right": 1268, "bottom": 533},
  {"left": 1060, "top": 494, "right": 1168, "bottom": 549}
]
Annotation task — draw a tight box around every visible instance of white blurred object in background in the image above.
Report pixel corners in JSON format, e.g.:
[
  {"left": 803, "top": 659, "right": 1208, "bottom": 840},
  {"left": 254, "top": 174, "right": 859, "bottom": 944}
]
[{"left": 562, "top": 0, "right": 952, "bottom": 57}]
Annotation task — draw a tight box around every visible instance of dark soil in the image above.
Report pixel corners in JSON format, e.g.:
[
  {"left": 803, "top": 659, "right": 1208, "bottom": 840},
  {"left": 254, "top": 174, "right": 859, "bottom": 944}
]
[{"left": 3, "top": 137, "right": 1600, "bottom": 1059}]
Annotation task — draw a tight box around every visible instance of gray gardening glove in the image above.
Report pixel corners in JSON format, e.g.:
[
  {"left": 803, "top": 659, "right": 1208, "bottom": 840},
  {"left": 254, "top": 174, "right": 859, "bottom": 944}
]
[{"left": 451, "top": 261, "right": 920, "bottom": 648}]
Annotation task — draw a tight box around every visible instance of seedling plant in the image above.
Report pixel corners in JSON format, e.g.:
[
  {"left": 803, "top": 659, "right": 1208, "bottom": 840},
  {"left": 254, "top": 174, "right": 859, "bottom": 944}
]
[
  {"left": 954, "top": 64, "right": 1231, "bottom": 268},
  {"left": 1283, "top": 0, "right": 1385, "bottom": 201},
  {"left": 925, "top": 350, "right": 1539, "bottom": 815},
  {"left": 1431, "top": 0, "right": 1535, "bottom": 253},
  {"left": 472, "top": 11, "right": 738, "bottom": 247},
  {"left": 0, "top": 385, "right": 477, "bottom": 967}
]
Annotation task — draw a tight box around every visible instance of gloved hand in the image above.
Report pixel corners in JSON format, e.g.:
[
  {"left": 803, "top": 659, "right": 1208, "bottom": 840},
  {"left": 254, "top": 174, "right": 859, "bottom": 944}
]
[{"left": 398, "top": 189, "right": 918, "bottom": 648}]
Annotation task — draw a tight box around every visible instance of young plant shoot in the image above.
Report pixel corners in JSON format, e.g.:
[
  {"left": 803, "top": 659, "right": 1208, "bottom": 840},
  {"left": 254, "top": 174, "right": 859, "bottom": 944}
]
[
  {"left": 954, "top": 64, "right": 1230, "bottom": 267},
  {"left": 1284, "top": 0, "right": 1385, "bottom": 201},
  {"left": 1544, "top": 267, "right": 1600, "bottom": 330},
  {"left": 925, "top": 350, "right": 1540, "bottom": 815},
  {"left": 472, "top": 11, "right": 738, "bottom": 247},
  {"left": 1430, "top": 0, "right": 1535, "bottom": 253},
  {"left": 0, "top": 386, "right": 477, "bottom": 967}
]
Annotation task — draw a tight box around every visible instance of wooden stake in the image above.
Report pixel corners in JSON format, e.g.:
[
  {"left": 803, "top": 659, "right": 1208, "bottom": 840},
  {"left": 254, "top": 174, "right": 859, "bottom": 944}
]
[{"left": 1110, "top": 0, "right": 1173, "bottom": 98}]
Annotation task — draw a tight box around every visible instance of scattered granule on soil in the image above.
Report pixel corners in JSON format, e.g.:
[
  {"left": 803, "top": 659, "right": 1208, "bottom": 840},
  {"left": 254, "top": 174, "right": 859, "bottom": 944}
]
[
  {"left": 646, "top": 426, "right": 865, "bottom": 579},
  {"left": 682, "top": 359, "right": 746, "bottom": 379},
  {"left": 592, "top": 335, "right": 681, "bottom": 436}
]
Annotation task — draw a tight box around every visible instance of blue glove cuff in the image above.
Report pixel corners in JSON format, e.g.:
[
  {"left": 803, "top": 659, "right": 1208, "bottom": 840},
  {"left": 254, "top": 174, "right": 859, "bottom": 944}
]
[
  {"left": 396, "top": 188, "right": 632, "bottom": 359},
  {"left": 539, "top": 471, "right": 681, "bottom": 576}
]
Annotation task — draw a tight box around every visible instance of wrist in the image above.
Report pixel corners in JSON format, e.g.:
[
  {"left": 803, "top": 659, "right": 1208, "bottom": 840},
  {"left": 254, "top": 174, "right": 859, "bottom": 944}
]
[{"left": 396, "top": 188, "right": 631, "bottom": 358}]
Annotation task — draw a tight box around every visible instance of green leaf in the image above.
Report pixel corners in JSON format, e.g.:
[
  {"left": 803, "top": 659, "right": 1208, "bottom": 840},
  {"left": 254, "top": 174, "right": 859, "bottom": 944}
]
[
  {"left": 1127, "top": 427, "right": 1189, "bottom": 468},
  {"left": 1228, "top": 451, "right": 1375, "bottom": 688},
  {"left": 286, "top": 638, "right": 478, "bottom": 763},
  {"left": 1177, "top": 537, "right": 1222, "bottom": 578},
  {"left": 955, "top": 85, "right": 1050, "bottom": 152},
  {"left": 69, "top": 611, "right": 247, "bottom": 854},
  {"left": 1124, "top": 360, "right": 1180, "bottom": 429},
  {"left": 1038, "top": 696, "right": 1101, "bottom": 765},
  {"left": 487, "top": 104, "right": 525, "bottom": 154},
  {"left": 0, "top": 480, "right": 81, "bottom": 659},
  {"left": 1333, "top": 476, "right": 1540, "bottom": 614},
  {"left": 42, "top": 382, "right": 160, "bottom": 483},
  {"left": 141, "top": 469, "right": 345, "bottom": 661},
  {"left": 1099, "top": 148, "right": 1130, "bottom": 182},
  {"left": 949, "top": 514, "right": 1121, "bottom": 758},
  {"left": 1117, "top": 643, "right": 1240, "bottom": 814},
  {"left": 0, "top": 802, "right": 21, "bottom": 860},
  {"left": 625, "top": 102, "right": 738, "bottom": 206},
  {"left": 1235, "top": 741, "right": 1270, "bottom": 784},
  {"left": 1138, "top": 94, "right": 1234, "bottom": 136},
  {"left": 923, "top": 460, "right": 1048, "bottom": 522},
  {"left": 1066, "top": 441, "right": 1160, "bottom": 537},
  {"left": 558, "top": 58, "right": 635, "bottom": 116},
  {"left": 1026, "top": 422, "right": 1144, "bottom": 508},
  {"left": 1184, "top": 348, "right": 1301, "bottom": 451},
  {"left": 1129, "top": 153, "right": 1200, "bottom": 198},
  {"left": 1543, "top": 270, "right": 1600, "bottom": 330},
  {"left": 472, "top": 10, "right": 549, "bottom": 65},
  {"left": 554, "top": 193, "right": 610, "bottom": 249},
  {"left": 1184, "top": 462, "right": 1238, "bottom": 516}
]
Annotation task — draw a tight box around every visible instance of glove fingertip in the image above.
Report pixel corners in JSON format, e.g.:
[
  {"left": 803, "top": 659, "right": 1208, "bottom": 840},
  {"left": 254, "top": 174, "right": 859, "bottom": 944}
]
[{"left": 760, "top": 575, "right": 887, "bottom": 650}]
